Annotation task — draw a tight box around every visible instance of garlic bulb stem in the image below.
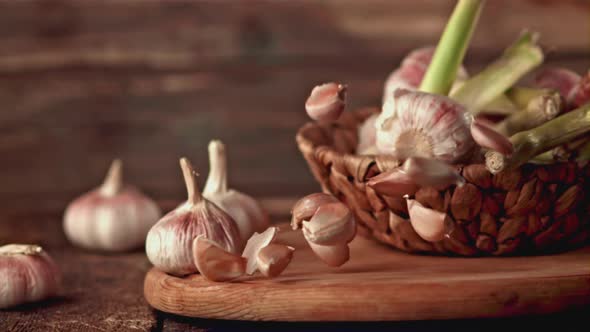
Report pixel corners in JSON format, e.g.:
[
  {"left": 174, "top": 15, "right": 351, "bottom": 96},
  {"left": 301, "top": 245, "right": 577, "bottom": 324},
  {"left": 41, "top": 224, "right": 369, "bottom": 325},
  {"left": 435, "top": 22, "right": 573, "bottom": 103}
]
[
  {"left": 451, "top": 31, "right": 543, "bottom": 114},
  {"left": 180, "top": 157, "right": 202, "bottom": 205},
  {"left": 204, "top": 140, "right": 228, "bottom": 195},
  {"left": 494, "top": 90, "right": 562, "bottom": 136},
  {"left": 99, "top": 159, "right": 123, "bottom": 196},
  {"left": 419, "top": 0, "right": 484, "bottom": 95},
  {"left": 486, "top": 102, "right": 590, "bottom": 173}
]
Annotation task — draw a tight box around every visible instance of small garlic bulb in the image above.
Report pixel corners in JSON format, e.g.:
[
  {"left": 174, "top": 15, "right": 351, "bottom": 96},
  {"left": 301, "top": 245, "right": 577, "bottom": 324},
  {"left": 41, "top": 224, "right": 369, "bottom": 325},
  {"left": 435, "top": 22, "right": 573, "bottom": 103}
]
[
  {"left": 0, "top": 244, "right": 61, "bottom": 309},
  {"left": 146, "top": 157, "right": 241, "bottom": 276},
  {"left": 203, "top": 140, "right": 270, "bottom": 249},
  {"left": 383, "top": 47, "right": 468, "bottom": 103},
  {"left": 63, "top": 159, "right": 161, "bottom": 252},
  {"left": 375, "top": 89, "right": 476, "bottom": 163}
]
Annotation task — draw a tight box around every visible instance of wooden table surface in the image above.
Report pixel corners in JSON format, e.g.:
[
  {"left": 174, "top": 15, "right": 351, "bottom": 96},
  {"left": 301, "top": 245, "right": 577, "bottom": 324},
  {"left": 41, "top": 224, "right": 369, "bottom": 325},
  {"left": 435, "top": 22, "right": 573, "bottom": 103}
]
[{"left": 1, "top": 0, "right": 589, "bottom": 331}]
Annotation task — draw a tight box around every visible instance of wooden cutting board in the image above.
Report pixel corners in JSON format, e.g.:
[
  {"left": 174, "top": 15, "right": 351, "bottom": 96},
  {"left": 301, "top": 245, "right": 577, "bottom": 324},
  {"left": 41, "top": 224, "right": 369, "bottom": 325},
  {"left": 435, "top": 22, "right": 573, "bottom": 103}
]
[{"left": 144, "top": 223, "right": 590, "bottom": 321}]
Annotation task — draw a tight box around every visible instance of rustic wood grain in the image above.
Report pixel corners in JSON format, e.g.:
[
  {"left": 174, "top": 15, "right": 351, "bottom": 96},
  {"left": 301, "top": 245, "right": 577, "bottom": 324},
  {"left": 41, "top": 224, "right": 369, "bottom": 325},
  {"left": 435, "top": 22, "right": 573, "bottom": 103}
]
[{"left": 144, "top": 223, "right": 590, "bottom": 322}]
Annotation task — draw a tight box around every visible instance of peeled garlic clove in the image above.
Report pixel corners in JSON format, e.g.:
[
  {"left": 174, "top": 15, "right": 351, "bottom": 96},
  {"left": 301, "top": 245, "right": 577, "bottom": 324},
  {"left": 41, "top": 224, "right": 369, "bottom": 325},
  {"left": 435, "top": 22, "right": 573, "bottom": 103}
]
[
  {"left": 402, "top": 157, "right": 465, "bottom": 189},
  {"left": 406, "top": 198, "right": 448, "bottom": 242},
  {"left": 305, "top": 82, "right": 347, "bottom": 122},
  {"left": 63, "top": 159, "right": 162, "bottom": 252},
  {"left": 146, "top": 157, "right": 241, "bottom": 276},
  {"left": 376, "top": 89, "right": 476, "bottom": 163},
  {"left": 302, "top": 202, "right": 356, "bottom": 246},
  {"left": 291, "top": 193, "right": 340, "bottom": 230},
  {"left": 193, "top": 236, "right": 246, "bottom": 282},
  {"left": 203, "top": 140, "right": 270, "bottom": 250},
  {"left": 366, "top": 168, "right": 419, "bottom": 197},
  {"left": 241, "top": 227, "right": 278, "bottom": 275},
  {"left": 308, "top": 242, "right": 350, "bottom": 267},
  {"left": 0, "top": 244, "right": 61, "bottom": 309},
  {"left": 356, "top": 113, "right": 379, "bottom": 155},
  {"left": 256, "top": 244, "right": 295, "bottom": 278},
  {"left": 470, "top": 119, "right": 514, "bottom": 155}
]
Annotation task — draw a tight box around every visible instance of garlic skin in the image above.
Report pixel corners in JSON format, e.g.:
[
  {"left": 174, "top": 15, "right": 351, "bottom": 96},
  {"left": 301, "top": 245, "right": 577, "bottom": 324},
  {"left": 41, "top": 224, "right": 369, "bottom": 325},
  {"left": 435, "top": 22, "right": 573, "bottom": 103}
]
[
  {"left": 375, "top": 89, "right": 476, "bottom": 163},
  {"left": 356, "top": 113, "right": 379, "bottom": 155},
  {"left": 0, "top": 244, "right": 61, "bottom": 309},
  {"left": 242, "top": 227, "right": 278, "bottom": 275},
  {"left": 203, "top": 140, "right": 270, "bottom": 249},
  {"left": 63, "top": 159, "right": 161, "bottom": 252},
  {"left": 146, "top": 158, "right": 241, "bottom": 276},
  {"left": 383, "top": 46, "right": 468, "bottom": 103}
]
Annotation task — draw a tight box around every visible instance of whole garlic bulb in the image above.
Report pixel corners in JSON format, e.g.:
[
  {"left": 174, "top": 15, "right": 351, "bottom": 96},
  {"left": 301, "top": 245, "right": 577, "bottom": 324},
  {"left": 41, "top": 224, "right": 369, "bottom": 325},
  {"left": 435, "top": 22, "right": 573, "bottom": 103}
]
[
  {"left": 0, "top": 244, "right": 61, "bottom": 309},
  {"left": 375, "top": 89, "right": 476, "bottom": 163},
  {"left": 203, "top": 140, "right": 270, "bottom": 249},
  {"left": 383, "top": 47, "right": 468, "bottom": 103},
  {"left": 146, "top": 157, "right": 241, "bottom": 276},
  {"left": 63, "top": 159, "right": 162, "bottom": 252}
]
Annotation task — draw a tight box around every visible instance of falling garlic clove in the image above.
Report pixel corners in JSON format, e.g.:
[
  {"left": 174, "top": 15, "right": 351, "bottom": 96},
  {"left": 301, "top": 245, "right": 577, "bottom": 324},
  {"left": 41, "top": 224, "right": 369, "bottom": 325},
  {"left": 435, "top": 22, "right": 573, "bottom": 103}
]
[
  {"left": 0, "top": 244, "right": 61, "bottom": 309},
  {"left": 366, "top": 169, "right": 419, "bottom": 197},
  {"left": 402, "top": 157, "right": 465, "bottom": 189},
  {"left": 406, "top": 198, "right": 448, "bottom": 242},
  {"left": 241, "top": 227, "right": 278, "bottom": 275},
  {"left": 291, "top": 193, "right": 340, "bottom": 230},
  {"left": 256, "top": 244, "right": 295, "bottom": 278},
  {"left": 305, "top": 82, "right": 347, "bottom": 122},
  {"left": 302, "top": 202, "right": 356, "bottom": 246},
  {"left": 146, "top": 157, "right": 241, "bottom": 276},
  {"left": 204, "top": 140, "right": 271, "bottom": 250},
  {"left": 193, "top": 236, "right": 246, "bottom": 282},
  {"left": 308, "top": 242, "right": 350, "bottom": 267},
  {"left": 375, "top": 89, "right": 476, "bottom": 163},
  {"left": 63, "top": 159, "right": 162, "bottom": 252},
  {"left": 471, "top": 119, "right": 514, "bottom": 155}
]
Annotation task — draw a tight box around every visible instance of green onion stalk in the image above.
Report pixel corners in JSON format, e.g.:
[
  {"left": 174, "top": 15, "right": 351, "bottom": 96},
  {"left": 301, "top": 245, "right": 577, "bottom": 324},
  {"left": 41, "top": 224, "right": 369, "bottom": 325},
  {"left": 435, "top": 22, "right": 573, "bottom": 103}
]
[{"left": 485, "top": 102, "right": 590, "bottom": 173}]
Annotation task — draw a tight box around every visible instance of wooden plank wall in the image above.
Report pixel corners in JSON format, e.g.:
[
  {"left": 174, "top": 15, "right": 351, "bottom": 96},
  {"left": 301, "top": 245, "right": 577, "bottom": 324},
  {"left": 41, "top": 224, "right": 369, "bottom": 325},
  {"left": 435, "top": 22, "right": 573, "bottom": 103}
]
[{"left": 0, "top": 0, "right": 588, "bottom": 216}]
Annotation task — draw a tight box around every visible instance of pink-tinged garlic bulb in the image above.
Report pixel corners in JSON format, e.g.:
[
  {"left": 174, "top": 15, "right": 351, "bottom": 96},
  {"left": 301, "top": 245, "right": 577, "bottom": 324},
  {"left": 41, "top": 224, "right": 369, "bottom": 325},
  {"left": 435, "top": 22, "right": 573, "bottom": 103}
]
[
  {"left": 356, "top": 113, "right": 379, "bottom": 155},
  {"left": 63, "top": 159, "right": 161, "bottom": 252},
  {"left": 375, "top": 89, "right": 476, "bottom": 163},
  {"left": 146, "top": 158, "right": 241, "bottom": 276},
  {"left": 570, "top": 72, "right": 590, "bottom": 109},
  {"left": 0, "top": 244, "right": 61, "bottom": 309},
  {"left": 203, "top": 140, "right": 270, "bottom": 250},
  {"left": 383, "top": 47, "right": 468, "bottom": 103},
  {"left": 534, "top": 67, "right": 581, "bottom": 106}
]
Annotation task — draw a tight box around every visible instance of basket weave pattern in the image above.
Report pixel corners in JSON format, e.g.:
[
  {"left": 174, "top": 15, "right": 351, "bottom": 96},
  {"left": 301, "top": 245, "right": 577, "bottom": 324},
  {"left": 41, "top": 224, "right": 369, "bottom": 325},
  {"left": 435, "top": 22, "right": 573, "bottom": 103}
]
[{"left": 296, "top": 108, "right": 590, "bottom": 256}]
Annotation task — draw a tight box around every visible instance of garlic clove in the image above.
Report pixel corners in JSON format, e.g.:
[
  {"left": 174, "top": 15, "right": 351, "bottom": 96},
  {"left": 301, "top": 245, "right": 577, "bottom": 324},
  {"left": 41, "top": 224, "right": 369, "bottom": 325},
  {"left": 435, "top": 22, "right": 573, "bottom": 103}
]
[
  {"left": 256, "top": 244, "right": 295, "bottom": 278},
  {"left": 63, "top": 159, "right": 162, "bottom": 252},
  {"left": 302, "top": 202, "right": 356, "bottom": 246},
  {"left": 0, "top": 244, "right": 61, "bottom": 309},
  {"left": 146, "top": 157, "right": 241, "bottom": 276},
  {"left": 193, "top": 236, "right": 246, "bottom": 282},
  {"left": 471, "top": 119, "right": 514, "bottom": 155},
  {"left": 291, "top": 193, "right": 340, "bottom": 230},
  {"left": 376, "top": 89, "right": 475, "bottom": 163},
  {"left": 241, "top": 227, "right": 278, "bottom": 275},
  {"left": 305, "top": 82, "right": 347, "bottom": 122},
  {"left": 406, "top": 198, "right": 448, "bottom": 242},
  {"left": 204, "top": 140, "right": 271, "bottom": 250},
  {"left": 402, "top": 157, "right": 465, "bottom": 189},
  {"left": 308, "top": 242, "right": 350, "bottom": 267},
  {"left": 356, "top": 113, "right": 379, "bottom": 155},
  {"left": 366, "top": 168, "right": 420, "bottom": 197}
]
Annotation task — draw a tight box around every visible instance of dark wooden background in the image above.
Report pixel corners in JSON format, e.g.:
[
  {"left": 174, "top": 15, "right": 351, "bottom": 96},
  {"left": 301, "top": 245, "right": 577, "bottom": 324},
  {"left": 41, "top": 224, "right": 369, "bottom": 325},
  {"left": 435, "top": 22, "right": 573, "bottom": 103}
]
[{"left": 1, "top": 0, "right": 589, "bottom": 331}]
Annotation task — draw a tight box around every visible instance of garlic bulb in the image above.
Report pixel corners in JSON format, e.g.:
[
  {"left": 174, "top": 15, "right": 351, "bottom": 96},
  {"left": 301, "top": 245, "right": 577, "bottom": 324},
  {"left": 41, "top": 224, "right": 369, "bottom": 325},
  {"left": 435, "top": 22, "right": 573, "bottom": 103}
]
[
  {"left": 383, "top": 46, "right": 468, "bottom": 103},
  {"left": 0, "top": 244, "right": 61, "bottom": 309},
  {"left": 356, "top": 113, "right": 379, "bottom": 155},
  {"left": 63, "top": 159, "right": 161, "bottom": 252},
  {"left": 203, "top": 140, "right": 270, "bottom": 249},
  {"left": 146, "top": 157, "right": 241, "bottom": 276},
  {"left": 533, "top": 67, "right": 581, "bottom": 106},
  {"left": 375, "top": 89, "right": 476, "bottom": 163}
]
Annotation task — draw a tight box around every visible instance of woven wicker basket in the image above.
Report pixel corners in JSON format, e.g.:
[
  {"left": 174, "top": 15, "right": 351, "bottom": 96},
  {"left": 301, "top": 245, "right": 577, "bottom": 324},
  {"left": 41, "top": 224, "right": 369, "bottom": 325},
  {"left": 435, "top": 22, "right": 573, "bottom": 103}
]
[{"left": 296, "top": 107, "right": 590, "bottom": 256}]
